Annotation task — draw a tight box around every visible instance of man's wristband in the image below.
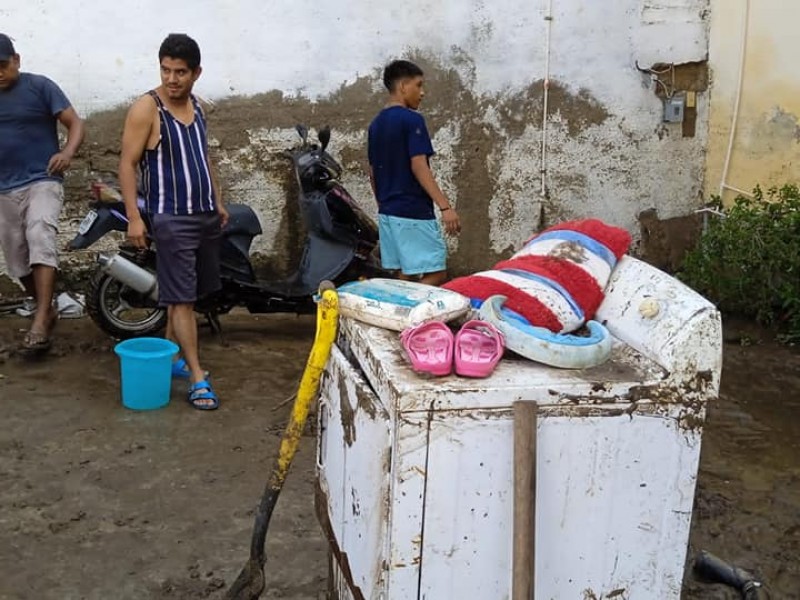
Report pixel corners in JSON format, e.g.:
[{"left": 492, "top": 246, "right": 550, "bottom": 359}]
[{"left": 440, "top": 206, "right": 451, "bottom": 212}]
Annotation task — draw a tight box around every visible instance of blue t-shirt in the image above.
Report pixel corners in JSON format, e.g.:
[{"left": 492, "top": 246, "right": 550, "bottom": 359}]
[
  {"left": 368, "top": 106, "right": 435, "bottom": 220},
  {"left": 0, "top": 72, "right": 71, "bottom": 192}
]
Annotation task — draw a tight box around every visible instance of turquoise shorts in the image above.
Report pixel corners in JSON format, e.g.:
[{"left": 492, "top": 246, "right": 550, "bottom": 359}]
[{"left": 378, "top": 214, "right": 447, "bottom": 276}]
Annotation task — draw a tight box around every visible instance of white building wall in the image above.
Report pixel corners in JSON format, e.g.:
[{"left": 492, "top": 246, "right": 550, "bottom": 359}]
[{"left": 1, "top": 0, "right": 710, "bottom": 283}]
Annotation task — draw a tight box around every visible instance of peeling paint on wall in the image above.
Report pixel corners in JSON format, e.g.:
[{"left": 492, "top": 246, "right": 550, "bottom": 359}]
[{"left": 2, "top": 0, "right": 711, "bottom": 283}]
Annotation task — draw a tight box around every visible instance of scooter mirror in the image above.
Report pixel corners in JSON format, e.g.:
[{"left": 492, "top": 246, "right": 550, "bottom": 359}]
[
  {"left": 296, "top": 124, "right": 309, "bottom": 144},
  {"left": 318, "top": 126, "right": 331, "bottom": 152}
]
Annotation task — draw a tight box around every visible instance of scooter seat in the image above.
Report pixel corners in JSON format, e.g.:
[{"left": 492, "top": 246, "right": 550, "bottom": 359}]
[{"left": 224, "top": 204, "right": 262, "bottom": 237}]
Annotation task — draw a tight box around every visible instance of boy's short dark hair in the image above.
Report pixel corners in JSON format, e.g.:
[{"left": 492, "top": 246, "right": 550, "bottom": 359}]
[
  {"left": 159, "top": 33, "right": 201, "bottom": 70},
  {"left": 383, "top": 60, "right": 424, "bottom": 91}
]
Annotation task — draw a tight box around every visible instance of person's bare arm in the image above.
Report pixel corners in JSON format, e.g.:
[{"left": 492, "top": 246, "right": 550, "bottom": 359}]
[
  {"left": 368, "top": 165, "right": 377, "bottom": 203},
  {"left": 410, "top": 155, "right": 461, "bottom": 235},
  {"left": 198, "top": 101, "right": 228, "bottom": 228},
  {"left": 208, "top": 156, "right": 228, "bottom": 228},
  {"left": 118, "top": 96, "right": 155, "bottom": 248},
  {"left": 48, "top": 107, "right": 85, "bottom": 174}
]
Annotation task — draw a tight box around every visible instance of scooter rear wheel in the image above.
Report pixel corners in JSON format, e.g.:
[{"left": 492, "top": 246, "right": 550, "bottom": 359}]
[{"left": 87, "top": 271, "right": 167, "bottom": 339}]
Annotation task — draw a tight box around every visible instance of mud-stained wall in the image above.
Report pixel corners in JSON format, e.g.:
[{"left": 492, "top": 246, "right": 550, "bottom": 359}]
[
  {"left": 706, "top": 0, "right": 800, "bottom": 203},
  {"left": 2, "top": 0, "right": 711, "bottom": 286}
]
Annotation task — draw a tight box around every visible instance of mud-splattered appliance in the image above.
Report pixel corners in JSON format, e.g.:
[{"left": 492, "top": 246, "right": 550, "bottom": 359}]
[{"left": 316, "top": 256, "right": 722, "bottom": 599}]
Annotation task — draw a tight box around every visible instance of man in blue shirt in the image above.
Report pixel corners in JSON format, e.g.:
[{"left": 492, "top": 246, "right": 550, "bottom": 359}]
[
  {"left": 0, "top": 33, "right": 85, "bottom": 353},
  {"left": 368, "top": 60, "right": 460, "bottom": 286}
]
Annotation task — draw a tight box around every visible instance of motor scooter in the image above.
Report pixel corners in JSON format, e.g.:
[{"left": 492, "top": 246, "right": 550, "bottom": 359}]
[{"left": 68, "top": 125, "right": 384, "bottom": 339}]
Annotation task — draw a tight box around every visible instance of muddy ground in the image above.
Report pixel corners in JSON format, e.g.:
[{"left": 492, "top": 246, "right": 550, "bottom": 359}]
[{"left": 0, "top": 312, "right": 797, "bottom": 600}]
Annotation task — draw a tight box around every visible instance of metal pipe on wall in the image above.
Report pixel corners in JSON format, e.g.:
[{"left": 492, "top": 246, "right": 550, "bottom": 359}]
[
  {"left": 718, "top": 0, "right": 751, "bottom": 199},
  {"left": 540, "top": 0, "right": 554, "bottom": 199}
]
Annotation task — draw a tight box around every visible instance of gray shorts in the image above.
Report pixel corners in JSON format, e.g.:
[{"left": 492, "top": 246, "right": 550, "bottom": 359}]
[
  {"left": 0, "top": 180, "right": 64, "bottom": 278},
  {"left": 150, "top": 212, "right": 222, "bottom": 306}
]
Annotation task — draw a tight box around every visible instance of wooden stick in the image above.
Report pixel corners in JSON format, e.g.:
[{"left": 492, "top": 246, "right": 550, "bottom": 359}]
[{"left": 513, "top": 400, "right": 537, "bottom": 600}]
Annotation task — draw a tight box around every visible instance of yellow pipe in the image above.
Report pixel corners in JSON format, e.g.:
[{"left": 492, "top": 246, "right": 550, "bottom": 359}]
[
  {"left": 225, "top": 282, "right": 339, "bottom": 600},
  {"left": 271, "top": 282, "right": 339, "bottom": 489}
]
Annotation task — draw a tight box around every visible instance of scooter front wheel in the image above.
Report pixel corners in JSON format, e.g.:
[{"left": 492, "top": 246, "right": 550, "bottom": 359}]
[{"left": 87, "top": 271, "right": 167, "bottom": 339}]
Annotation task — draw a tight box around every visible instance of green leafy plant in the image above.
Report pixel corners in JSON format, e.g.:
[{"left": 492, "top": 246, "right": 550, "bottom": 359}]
[{"left": 679, "top": 184, "right": 800, "bottom": 342}]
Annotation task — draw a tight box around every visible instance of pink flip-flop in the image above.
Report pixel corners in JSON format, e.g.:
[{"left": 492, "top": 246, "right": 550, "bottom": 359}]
[
  {"left": 454, "top": 320, "right": 505, "bottom": 378},
  {"left": 400, "top": 321, "right": 454, "bottom": 377}
]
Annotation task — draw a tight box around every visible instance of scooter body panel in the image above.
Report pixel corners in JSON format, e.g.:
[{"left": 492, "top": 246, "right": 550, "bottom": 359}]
[{"left": 69, "top": 202, "right": 139, "bottom": 250}]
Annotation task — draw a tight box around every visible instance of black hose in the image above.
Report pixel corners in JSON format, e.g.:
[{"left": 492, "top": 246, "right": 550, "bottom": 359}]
[{"left": 694, "top": 550, "right": 770, "bottom": 599}]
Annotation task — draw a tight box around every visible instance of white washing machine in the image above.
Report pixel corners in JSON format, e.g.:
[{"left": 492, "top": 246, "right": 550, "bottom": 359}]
[{"left": 316, "top": 256, "right": 722, "bottom": 600}]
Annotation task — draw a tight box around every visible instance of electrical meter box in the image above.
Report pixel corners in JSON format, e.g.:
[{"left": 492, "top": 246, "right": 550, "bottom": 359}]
[{"left": 664, "top": 93, "right": 686, "bottom": 123}]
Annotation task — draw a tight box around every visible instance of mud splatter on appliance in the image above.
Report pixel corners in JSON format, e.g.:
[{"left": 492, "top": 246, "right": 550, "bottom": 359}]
[{"left": 316, "top": 256, "right": 722, "bottom": 599}]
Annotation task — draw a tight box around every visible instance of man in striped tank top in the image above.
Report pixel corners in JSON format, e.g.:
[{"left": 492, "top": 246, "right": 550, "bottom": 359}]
[{"left": 118, "top": 34, "right": 228, "bottom": 410}]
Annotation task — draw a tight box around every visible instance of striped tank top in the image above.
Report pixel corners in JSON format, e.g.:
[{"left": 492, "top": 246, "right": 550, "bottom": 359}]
[{"left": 140, "top": 90, "right": 217, "bottom": 215}]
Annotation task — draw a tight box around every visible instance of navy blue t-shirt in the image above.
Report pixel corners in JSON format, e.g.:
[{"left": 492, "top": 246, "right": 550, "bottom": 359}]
[
  {"left": 0, "top": 72, "right": 71, "bottom": 192},
  {"left": 368, "top": 106, "right": 435, "bottom": 220}
]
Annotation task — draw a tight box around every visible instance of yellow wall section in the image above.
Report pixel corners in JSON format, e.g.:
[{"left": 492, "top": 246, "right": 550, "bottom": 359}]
[{"left": 706, "top": 0, "right": 800, "bottom": 203}]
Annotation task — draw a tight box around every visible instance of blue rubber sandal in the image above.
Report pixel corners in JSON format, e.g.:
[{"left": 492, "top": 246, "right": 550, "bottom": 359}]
[
  {"left": 172, "top": 358, "right": 209, "bottom": 380},
  {"left": 188, "top": 379, "right": 220, "bottom": 411},
  {"left": 172, "top": 358, "right": 191, "bottom": 379}
]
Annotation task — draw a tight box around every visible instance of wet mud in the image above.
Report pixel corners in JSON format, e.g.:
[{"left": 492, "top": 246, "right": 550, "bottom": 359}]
[
  {"left": 0, "top": 313, "right": 328, "bottom": 600},
  {"left": 0, "top": 313, "right": 797, "bottom": 599},
  {"left": 683, "top": 319, "right": 800, "bottom": 599}
]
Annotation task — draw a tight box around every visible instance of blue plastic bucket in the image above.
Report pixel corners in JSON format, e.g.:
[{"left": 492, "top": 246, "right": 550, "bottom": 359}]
[{"left": 114, "top": 337, "right": 179, "bottom": 410}]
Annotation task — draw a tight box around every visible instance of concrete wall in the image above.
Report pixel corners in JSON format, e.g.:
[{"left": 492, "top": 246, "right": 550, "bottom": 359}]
[
  {"left": 2, "top": 0, "right": 711, "bottom": 287},
  {"left": 705, "top": 0, "right": 800, "bottom": 204}
]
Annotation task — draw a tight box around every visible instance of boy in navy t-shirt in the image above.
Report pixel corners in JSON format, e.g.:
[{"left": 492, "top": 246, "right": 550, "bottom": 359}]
[{"left": 368, "top": 60, "right": 460, "bottom": 286}]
